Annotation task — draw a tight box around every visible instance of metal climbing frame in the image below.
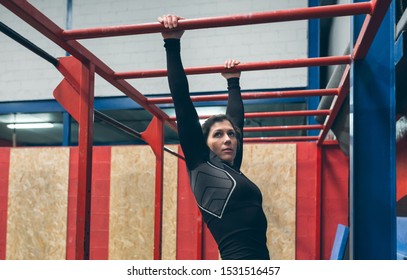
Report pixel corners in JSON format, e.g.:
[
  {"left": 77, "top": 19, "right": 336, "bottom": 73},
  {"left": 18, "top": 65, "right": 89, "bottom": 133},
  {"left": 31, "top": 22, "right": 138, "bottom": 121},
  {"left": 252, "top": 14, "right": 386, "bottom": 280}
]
[{"left": 0, "top": 0, "right": 395, "bottom": 259}]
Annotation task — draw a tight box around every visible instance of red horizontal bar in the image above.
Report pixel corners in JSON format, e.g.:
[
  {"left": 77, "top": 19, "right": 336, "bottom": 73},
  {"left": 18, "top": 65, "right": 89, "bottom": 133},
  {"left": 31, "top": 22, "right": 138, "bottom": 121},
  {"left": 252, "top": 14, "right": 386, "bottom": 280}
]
[
  {"left": 61, "top": 3, "right": 372, "bottom": 40},
  {"left": 115, "top": 56, "right": 351, "bottom": 79},
  {"left": 244, "top": 136, "right": 319, "bottom": 143},
  {"left": 168, "top": 109, "right": 330, "bottom": 121},
  {"left": 244, "top": 124, "right": 324, "bottom": 132},
  {"left": 148, "top": 88, "right": 338, "bottom": 104},
  {"left": 243, "top": 110, "right": 330, "bottom": 119}
]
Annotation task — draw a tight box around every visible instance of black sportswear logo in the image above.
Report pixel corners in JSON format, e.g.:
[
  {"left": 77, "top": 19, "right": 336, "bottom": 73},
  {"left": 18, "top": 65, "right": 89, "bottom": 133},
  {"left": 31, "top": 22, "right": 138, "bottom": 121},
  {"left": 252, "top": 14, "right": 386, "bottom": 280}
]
[{"left": 190, "top": 162, "right": 236, "bottom": 218}]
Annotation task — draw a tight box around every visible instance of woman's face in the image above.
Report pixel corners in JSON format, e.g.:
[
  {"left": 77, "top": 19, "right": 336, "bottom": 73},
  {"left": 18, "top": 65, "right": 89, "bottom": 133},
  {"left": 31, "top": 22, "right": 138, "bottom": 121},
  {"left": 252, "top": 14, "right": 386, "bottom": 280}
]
[{"left": 206, "top": 120, "right": 238, "bottom": 165}]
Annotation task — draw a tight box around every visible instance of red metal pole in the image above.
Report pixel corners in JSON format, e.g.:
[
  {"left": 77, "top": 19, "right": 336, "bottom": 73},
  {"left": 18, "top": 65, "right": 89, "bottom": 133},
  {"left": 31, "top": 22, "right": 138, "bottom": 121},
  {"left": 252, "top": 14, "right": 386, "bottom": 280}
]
[
  {"left": 61, "top": 2, "right": 373, "bottom": 40},
  {"left": 244, "top": 136, "right": 319, "bottom": 143},
  {"left": 139, "top": 117, "right": 165, "bottom": 259},
  {"left": 115, "top": 56, "right": 351, "bottom": 79},
  {"left": 76, "top": 61, "right": 95, "bottom": 260},
  {"left": 244, "top": 124, "right": 324, "bottom": 132},
  {"left": 153, "top": 121, "right": 164, "bottom": 260},
  {"left": 243, "top": 110, "right": 330, "bottom": 118},
  {"left": 148, "top": 88, "right": 338, "bottom": 104},
  {"left": 168, "top": 109, "right": 330, "bottom": 121}
]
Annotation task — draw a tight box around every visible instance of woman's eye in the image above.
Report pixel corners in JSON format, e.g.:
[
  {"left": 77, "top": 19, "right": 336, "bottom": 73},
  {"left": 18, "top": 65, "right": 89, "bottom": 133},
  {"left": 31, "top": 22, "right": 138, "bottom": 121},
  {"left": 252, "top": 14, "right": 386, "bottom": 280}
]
[
  {"left": 213, "top": 132, "right": 221, "bottom": 138},
  {"left": 228, "top": 131, "right": 235, "bottom": 137}
]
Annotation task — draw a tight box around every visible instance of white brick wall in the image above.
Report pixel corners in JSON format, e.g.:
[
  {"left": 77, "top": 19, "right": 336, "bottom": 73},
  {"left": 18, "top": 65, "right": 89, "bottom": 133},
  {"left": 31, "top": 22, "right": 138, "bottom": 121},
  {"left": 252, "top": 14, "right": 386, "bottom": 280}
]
[
  {"left": 0, "top": 0, "right": 308, "bottom": 102},
  {"left": 0, "top": 0, "right": 66, "bottom": 102}
]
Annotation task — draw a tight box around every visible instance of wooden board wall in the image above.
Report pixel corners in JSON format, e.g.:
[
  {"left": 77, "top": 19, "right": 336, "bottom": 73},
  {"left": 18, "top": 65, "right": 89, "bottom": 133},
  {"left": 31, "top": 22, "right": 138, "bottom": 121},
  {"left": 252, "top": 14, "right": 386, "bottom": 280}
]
[
  {"left": 108, "top": 145, "right": 179, "bottom": 259},
  {"left": 162, "top": 145, "right": 178, "bottom": 260},
  {"left": 108, "top": 146, "right": 155, "bottom": 259},
  {"left": 3, "top": 143, "right": 297, "bottom": 260},
  {"left": 6, "top": 148, "right": 69, "bottom": 259},
  {"left": 241, "top": 144, "right": 296, "bottom": 260}
]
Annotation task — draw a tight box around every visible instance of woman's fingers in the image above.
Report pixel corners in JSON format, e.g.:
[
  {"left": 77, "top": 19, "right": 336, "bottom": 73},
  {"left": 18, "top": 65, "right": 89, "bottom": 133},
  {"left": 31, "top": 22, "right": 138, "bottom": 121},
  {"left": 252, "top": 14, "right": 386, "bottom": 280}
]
[
  {"left": 158, "top": 15, "right": 185, "bottom": 39},
  {"left": 224, "top": 59, "right": 241, "bottom": 68},
  {"left": 158, "top": 15, "right": 183, "bottom": 29}
]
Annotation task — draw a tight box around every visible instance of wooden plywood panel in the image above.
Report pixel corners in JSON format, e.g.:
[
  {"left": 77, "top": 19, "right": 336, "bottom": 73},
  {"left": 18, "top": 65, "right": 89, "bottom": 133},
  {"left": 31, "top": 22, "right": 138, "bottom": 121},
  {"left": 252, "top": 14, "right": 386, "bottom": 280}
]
[
  {"left": 162, "top": 145, "right": 178, "bottom": 260},
  {"left": 7, "top": 148, "right": 69, "bottom": 260},
  {"left": 109, "top": 146, "right": 155, "bottom": 259},
  {"left": 241, "top": 144, "right": 296, "bottom": 260}
]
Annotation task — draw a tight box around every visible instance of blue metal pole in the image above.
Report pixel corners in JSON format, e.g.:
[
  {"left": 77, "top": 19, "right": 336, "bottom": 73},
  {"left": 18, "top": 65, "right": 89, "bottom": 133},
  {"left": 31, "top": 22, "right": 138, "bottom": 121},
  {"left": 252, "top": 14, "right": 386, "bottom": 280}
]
[
  {"left": 307, "top": 0, "right": 320, "bottom": 136},
  {"left": 65, "top": 0, "right": 72, "bottom": 56},
  {"left": 62, "top": 0, "right": 73, "bottom": 146},
  {"left": 62, "top": 112, "right": 71, "bottom": 146},
  {"left": 349, "top": 0, "right": 396, "bottom": 259}
]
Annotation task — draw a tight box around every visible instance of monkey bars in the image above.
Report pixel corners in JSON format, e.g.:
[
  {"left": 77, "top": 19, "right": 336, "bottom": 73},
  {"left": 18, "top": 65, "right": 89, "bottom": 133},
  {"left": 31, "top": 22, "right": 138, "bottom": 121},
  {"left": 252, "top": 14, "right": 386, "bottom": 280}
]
[
  {"left": 0, "top": 0, "right": 389, "bottom": 145},
  {"left": 0, "top": 0, "right": 394, "bottom": 260}
]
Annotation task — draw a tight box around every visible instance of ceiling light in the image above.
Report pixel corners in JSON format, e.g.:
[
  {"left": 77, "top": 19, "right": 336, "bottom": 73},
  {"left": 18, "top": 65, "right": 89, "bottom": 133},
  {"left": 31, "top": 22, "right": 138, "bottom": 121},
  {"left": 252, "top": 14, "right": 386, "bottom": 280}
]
[{"left": 7, "top": 123, "right": 54, "bottom": 129}]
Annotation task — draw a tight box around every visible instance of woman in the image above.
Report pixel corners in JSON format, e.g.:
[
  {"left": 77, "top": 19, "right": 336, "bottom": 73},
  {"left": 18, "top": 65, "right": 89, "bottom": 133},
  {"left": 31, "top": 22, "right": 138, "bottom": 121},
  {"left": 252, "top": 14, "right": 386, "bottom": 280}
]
[{"left": 159, "top": 15, "right": 270, "bottom": 260}]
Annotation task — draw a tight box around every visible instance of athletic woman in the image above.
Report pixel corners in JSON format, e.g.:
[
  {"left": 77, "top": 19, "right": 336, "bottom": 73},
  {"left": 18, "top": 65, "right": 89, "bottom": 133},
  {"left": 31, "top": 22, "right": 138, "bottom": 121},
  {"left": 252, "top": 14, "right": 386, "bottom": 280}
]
[{"left": 159, "top": 15, "right": 270, "bottom": 260}]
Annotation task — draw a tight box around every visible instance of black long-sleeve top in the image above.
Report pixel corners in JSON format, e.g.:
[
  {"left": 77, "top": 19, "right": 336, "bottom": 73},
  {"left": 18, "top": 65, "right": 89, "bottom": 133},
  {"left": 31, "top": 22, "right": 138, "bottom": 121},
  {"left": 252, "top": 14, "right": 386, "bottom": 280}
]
[{"left": 164, "top": 39, "right": 270, "bottom": 260}]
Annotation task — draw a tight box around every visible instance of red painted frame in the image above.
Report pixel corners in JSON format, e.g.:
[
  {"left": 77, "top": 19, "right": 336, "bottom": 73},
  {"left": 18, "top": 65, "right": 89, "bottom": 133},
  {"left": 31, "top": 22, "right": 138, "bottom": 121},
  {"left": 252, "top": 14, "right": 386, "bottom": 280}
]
[{"left": 0, "top": 148, "right": 10, "bottom": 260}]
